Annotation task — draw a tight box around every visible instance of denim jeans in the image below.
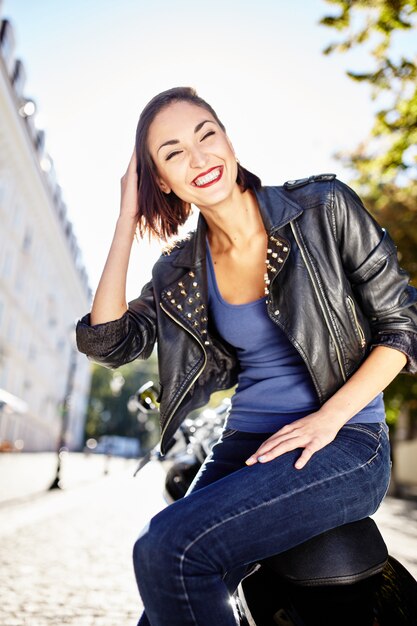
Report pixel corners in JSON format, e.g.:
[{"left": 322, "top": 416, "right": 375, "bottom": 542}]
[{"left": 133, "top": 422, "right": 391, "bottom": 626}]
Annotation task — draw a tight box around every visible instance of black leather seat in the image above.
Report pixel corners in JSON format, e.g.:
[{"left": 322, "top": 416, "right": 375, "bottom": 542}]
[{"left": 262, "top": 517, "right": 388, "bottom": 586}]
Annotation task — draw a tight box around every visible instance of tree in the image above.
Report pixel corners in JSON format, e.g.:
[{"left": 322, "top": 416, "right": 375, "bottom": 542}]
[
  {"left": 85, "top": 355, "right": 160, "bottom": 451},
  {"left": 321, "top": 0, "right": 417, "bottom": 186},
  {"left": 321, "top": 0, "right": 417, "bottom": 436}
]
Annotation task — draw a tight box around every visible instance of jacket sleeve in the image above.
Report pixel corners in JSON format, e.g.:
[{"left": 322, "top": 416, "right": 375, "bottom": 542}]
[
  {"left": 75, "top": 279, "right": 157, "bottom": 369},
  {"left": 333, "top": 179, "right": 417, "bottom": 374}
]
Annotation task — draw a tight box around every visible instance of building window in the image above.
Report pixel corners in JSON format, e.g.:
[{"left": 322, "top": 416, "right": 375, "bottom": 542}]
[
  {"left": 32, "top": 298, "right": 40, "bottom": 319},
  {"left": 46, "top": 294, "right": 57, "bottom": 328},
  {"left": 0, "top": 362, "right": 8, "bottom": 389},
  {"left": 7, "top": 315, "right": 17, "bottom": 346},
  {"left": 0, "top": 177, "right": 10, "bottom": 210},
  {"left": 15, "top": 269, "right": 25, "bottom": 294},
  {"left": 11, "top": 199, "right": 23, "bottom": 231},
  {"left": 18, "top": 325, "right": 29, "bottom": 355},
  {"left": 0, "top": 20, "right": 15, "bottom": 72},
  {"left": 1, "top": 249, "right": 15, "bottom": 281},
  {"left": 28, "top": 343, "right": 37, "bottom": 362},
  {"left": 22, "top": 227, "right": 33, "bottom": 253}
]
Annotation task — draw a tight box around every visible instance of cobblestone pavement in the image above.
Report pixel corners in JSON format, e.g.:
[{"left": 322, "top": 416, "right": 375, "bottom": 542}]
[
  {"left": 0, "top": 462, "right": 167, "bottom": 626},
  {"left": 0, "top": 461, "right": 416, "bottom": 625}
]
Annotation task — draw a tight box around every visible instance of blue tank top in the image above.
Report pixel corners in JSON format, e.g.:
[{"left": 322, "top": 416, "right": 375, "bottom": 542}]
[{"left": 206, "top": 241, "right": 385, "bottom": 432}]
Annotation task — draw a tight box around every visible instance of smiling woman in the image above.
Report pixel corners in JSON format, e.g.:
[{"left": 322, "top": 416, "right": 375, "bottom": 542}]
[
  {"left": 75, "top": 86, "right": 417, "bottom": 626},
  {"left": 134, "top": 87, "right": 261, "bottom": 239}
]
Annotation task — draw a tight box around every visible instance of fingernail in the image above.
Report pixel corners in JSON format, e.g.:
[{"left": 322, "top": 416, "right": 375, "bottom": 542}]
[
  {"left": 245, "top": 457, "right": 256, "bottom": 465},
  {"left": 257, "top": 455, "right": 267, "bottom": 462}
]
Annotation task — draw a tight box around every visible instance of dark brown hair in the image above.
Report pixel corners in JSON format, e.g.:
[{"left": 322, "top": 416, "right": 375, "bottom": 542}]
[{"left": 135, "top": 86, "right": 262, "bottom": 240}]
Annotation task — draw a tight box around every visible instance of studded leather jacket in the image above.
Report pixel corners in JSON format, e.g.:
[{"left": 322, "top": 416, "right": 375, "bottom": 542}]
[{"left": 76, "top": 176, "right": 417, "bottom": 454}]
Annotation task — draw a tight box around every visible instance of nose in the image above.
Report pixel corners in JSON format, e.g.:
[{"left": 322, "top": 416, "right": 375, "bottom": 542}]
[{"left": 189, "top": 146, "right": 208, "bottom": 169}]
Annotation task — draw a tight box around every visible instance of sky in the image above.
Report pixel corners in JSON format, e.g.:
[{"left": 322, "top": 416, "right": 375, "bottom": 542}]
[{"left": 2, "top": 0, "right": 409, "bottom": 301}]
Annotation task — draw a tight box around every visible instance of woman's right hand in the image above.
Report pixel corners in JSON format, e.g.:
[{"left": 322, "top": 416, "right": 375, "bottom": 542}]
[
  {"left": 90, "top": 148, "right": 140, "bottom": 325},
  {"left": 120, "top": 148, "right": 139, "bottom": 221}
]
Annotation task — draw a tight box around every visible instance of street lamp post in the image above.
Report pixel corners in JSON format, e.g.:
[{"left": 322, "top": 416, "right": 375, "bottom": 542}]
[{"left": 49, "top": 337, "right": 77, "bottom": 490}]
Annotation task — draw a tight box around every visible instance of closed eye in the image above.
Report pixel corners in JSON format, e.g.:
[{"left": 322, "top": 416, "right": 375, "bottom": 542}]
[
  {"left": 165, "top": 150, "right": 183, "bottom": 161},
  {"left": 201, "top": 130, "right": 215, "bottom": 141}
]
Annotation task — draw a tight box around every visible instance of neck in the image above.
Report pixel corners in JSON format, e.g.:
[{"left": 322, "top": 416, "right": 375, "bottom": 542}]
[{"left": 199, "top": 186, "right": 265, "bottom": 252}]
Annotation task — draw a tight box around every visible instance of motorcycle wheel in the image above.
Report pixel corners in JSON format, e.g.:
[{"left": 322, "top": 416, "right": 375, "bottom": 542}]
[
  {"left": 237, "top": 556, "right": 417, "bottom": 626},
  {"left": 374, "top": 555, "right": 417, "bottom": 625},
  {"left": 164, "top": 460, "right": 200, "bottom": 501}
]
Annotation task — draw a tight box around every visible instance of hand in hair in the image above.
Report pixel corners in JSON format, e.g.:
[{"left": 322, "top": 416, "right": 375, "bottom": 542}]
[{"left": 89, "top": 149, "right": 139, "bottom": 326}]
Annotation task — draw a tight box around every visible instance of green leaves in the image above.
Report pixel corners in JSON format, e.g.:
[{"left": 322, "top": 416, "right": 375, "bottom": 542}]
[
  {"left": 322, "top": 0, "right": 417, "bottom": 183},
  {"left": 85, "top": 356, "right": 159, "bottom": 450},
  {"left": 322, "top": 0, "right": 417, "bottom": 435}
]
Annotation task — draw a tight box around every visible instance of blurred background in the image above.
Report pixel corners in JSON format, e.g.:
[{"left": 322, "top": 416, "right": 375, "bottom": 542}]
[
  {"left": 1, "top": 0, "right": 416, "bottom": 497},
  {"left": 0, "top": 0, "right": 417, "bottom": 497},
  {"left": 0, "top": 1, "right": 416, "bottom": 623}
]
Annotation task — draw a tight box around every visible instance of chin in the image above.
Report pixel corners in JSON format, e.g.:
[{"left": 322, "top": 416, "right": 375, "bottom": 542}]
[{"left": 199, "top": 179, "right": 240, "bottom": 206}]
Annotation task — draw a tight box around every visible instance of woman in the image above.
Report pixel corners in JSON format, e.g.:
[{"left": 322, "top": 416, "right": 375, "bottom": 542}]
[{"left": 76, "top": 87, "right": 417, "bottom": 626}]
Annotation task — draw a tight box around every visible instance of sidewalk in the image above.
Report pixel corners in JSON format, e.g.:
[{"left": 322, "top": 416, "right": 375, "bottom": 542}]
[
  {"left": 373, "top": 494, "right": 417, "bottom": 578},
  {"left": 0, "top": 451, "right": 135, "bottom": 504},
  {"left": 0, "top": 461, "right": 416, "bottom": 625},
  {"left": 0, "top": 462, "right": 165, "bottom": 626}
]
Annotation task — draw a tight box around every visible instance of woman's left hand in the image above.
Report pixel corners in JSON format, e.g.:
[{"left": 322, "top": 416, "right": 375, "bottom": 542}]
[
  {"left": 245, "top": 346, "right": 408, "bottom": 471},
  {"left": 245, "top": 412, "right": 343, "bottom": 470}
]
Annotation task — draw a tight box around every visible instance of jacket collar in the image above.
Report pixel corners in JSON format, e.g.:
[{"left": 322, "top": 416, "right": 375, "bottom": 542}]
[
  {"left": 255, "top": 185, "right": 304, "bottom": 233},
  {"left": 171, "top": 185, "right": 303, "bottom": 269}
]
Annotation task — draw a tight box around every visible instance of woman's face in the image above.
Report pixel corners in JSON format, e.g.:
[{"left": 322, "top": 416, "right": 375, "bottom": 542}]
[{"left": 147, "top": 101, "right": 238, "bottom": 209}]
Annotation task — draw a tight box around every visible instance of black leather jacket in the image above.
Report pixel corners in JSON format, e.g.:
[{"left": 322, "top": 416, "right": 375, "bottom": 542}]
[{"left": 76, "top": 176, "right": 417, "bottom": 454}]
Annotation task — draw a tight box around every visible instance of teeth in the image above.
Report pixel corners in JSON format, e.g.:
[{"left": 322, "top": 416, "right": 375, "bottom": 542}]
[{"left": 194, "top": 168, "right": 221, "bottom": 187}]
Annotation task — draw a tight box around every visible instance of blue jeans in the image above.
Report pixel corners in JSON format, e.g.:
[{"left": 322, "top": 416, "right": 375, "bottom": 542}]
[{"left": 133, "top": 422, "right": 391, "bottom": 626}]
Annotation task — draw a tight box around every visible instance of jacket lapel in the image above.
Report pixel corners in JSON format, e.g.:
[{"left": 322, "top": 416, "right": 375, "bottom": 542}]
[
  {"left": 159, "top": 215, "right": 209, "bottom": 344},
  {"left": 255, "top": 186, "right": 304, "bottom": 232},
  {"left": 160, "top": 186, "right": 304, "bottom": 340}
]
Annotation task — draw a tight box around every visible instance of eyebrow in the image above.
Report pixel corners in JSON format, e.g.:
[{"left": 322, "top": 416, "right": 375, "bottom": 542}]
[{"left": 157, "top": 119, "right": 214, "bottom": 154}]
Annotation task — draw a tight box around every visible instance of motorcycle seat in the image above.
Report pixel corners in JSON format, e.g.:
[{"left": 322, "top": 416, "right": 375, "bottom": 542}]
[{"left": 261, "top": 517, "right": 388, "bottom": 587}]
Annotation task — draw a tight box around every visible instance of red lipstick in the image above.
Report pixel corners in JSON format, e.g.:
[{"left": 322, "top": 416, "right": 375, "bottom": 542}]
[{"left": 191, "top": 166, "right": 224, "bottom": 188}]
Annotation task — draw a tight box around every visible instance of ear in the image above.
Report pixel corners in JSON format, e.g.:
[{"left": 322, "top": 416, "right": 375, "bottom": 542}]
[{"left": 157, "top": 177, "right": 171, "bottom": 194}]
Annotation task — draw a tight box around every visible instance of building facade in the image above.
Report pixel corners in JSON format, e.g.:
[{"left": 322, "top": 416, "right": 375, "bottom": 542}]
[{"left": 0, "top": 12, "right": 92, "bottom": 452}]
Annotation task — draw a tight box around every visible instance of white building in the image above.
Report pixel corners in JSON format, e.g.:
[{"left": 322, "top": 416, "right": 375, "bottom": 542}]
[{"left": 0, "top": 13, "right": 92, "bottom": 452}]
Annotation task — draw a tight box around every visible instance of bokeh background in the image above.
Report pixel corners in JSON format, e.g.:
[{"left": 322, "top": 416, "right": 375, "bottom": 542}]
[
  {"left": 1, "top": 3, "right": 417, "bottom": 624},
  {"left": 0, "top": 0, "right": 416, "bottom": 493}
]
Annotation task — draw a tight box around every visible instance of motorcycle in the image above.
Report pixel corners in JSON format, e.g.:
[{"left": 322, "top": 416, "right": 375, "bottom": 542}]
[{"left": 132, "top": 382, "right": 417, "bottom": 626}]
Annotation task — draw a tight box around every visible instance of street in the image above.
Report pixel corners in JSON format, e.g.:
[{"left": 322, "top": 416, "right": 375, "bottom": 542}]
[
  {"left": 0, "top": 460, "right": 416, "bottom": 626},
  {"left": 0, "top": 461, "right": 167, "bottom": 626}
]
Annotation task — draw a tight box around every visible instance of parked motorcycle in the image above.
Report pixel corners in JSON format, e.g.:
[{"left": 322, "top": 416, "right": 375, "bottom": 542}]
[{"left": 131, "top": 382, "right": 417, "bottom": 626}]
